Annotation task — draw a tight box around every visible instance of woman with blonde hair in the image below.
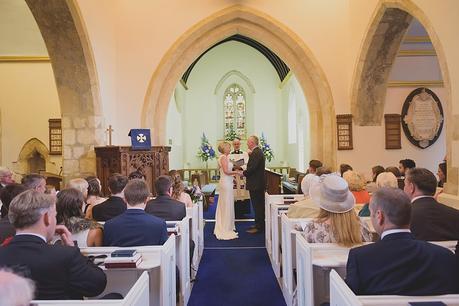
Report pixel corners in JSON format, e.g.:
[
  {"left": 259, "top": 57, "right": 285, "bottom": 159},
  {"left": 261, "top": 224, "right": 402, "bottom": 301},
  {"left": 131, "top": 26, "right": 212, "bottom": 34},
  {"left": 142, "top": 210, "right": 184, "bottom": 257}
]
[
  {"left": 302, "top": 175, "right": 371, "bottom": 247},
  {"left": 169, "top": 169, "right": 193, "bottom": 208},
  {"left": 214, "top": 141, "right": 241, "bottom": 240},
  {"left": 343, "top": 170, "right": 371, "bottom": 204}
]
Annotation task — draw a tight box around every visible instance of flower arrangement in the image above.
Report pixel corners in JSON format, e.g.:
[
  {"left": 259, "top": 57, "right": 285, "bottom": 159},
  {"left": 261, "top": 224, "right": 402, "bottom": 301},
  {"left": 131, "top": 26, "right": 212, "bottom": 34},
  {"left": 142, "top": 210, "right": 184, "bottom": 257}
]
[
  {"left": 197, "top": 133, "right": 216, "bottom": 162},
  {"left": 225, "top": 123, "right": 238, "bottom": 141},
  {"left": 260, "top": 133, "right": 274, "bottom": 162}
]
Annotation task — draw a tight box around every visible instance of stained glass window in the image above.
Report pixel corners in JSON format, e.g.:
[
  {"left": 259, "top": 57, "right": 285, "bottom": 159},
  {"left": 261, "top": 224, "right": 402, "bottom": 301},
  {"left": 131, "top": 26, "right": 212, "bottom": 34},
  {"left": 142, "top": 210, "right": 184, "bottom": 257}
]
[{"left": 223, "top": 84, "right": 246, "bottom": 139}]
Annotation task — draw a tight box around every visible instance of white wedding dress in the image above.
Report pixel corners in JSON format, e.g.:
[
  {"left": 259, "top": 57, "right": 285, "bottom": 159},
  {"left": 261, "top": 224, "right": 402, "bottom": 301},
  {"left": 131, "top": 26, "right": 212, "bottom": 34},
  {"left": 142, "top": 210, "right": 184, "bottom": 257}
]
[{"left": 214, "top": 155, "right": 238, "bottom": 240}]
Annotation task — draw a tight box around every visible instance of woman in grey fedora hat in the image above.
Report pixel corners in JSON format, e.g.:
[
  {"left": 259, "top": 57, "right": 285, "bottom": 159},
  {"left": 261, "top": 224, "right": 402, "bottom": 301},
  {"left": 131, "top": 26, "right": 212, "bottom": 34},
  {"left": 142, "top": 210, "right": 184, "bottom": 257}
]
[{"left": 302, "top": 175, "right": 372, "bottom": 247}]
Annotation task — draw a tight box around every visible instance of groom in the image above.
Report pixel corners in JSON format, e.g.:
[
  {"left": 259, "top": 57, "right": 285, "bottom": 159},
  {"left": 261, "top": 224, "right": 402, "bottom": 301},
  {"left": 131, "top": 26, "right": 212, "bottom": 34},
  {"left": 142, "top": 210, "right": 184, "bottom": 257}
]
[{"left": 243, "top": 135, "right": 266, "bottom": 234}]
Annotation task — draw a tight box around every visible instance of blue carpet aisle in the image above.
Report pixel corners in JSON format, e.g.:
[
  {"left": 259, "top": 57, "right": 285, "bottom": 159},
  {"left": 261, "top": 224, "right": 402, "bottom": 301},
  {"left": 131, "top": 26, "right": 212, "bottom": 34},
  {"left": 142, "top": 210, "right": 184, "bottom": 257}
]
[{"left": 188, "top": 199, "right": 287, "bottom": 306}]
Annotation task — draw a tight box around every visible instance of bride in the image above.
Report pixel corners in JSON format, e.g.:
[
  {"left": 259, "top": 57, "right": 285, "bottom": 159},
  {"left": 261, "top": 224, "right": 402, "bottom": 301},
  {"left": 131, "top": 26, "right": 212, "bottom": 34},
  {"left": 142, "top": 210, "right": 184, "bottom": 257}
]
[{"left": 214, "top": 141, "right": 240, "bottom": 240}]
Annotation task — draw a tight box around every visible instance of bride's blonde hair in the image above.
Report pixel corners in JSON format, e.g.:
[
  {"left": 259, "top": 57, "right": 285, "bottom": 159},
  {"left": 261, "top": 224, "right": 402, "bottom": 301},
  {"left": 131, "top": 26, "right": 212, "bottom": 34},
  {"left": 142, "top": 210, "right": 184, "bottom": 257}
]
[{"left": 218, "top": 142, "right": 230, "bottom": 154}]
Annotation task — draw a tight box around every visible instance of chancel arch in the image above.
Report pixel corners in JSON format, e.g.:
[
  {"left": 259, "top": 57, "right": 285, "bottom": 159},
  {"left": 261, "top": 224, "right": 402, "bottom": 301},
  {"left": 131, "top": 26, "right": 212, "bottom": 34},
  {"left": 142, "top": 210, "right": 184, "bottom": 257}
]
[
  {"left": 142, "top": 5, "right": 336, "bottom": 167},
  {"left": 25, "top": 0, "right": 104, "bottom": 179},
  {"left": 351, "top": 0, "right": 455, "bottom": 193}
]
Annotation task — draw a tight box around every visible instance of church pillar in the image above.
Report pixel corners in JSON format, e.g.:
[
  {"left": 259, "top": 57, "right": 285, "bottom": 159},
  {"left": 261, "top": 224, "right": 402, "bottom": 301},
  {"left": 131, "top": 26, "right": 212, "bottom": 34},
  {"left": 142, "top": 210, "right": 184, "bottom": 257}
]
[{"left": 62, "top": 116, "right": 105, "bottom": 179}]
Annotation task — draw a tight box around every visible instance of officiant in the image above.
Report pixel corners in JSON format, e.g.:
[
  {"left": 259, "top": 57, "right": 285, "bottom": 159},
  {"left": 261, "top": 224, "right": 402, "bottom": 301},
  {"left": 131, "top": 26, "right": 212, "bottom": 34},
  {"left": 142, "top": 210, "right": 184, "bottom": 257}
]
[{"left": 230, "top": 137, "right": 250, "bottom": 218}]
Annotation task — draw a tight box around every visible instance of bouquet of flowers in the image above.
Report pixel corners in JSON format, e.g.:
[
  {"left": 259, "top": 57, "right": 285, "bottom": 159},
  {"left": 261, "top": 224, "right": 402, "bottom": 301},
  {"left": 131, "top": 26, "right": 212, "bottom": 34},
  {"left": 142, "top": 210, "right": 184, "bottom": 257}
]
[
  {"left": 225, "top": 123, "right": 238, "bottom": 141},
  {"left": 197, "top": 133, "right": 216, "bottom": 162},
  {"left": 260, "top": 133, "right": 274, "bottom": 162}
]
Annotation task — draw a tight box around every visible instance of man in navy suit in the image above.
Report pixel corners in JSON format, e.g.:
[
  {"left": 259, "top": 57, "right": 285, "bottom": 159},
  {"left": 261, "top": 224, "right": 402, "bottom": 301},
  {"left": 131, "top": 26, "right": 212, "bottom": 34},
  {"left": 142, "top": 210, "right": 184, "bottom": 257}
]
[
  {"left": 346, "top": 187, "right": 459, "bottom": 295},
  {"left": 145, "top": 175, "right": 186, "bottom": 221},
  {"left": 93, "top": 173, "right": 128, "bottom": 222},
  {"left": 0, "top": 190, "right": 106, "bottom": 300},
  {"left": 104, "top": 179, "right": 168, "bottom": 246},
  {"left": 404, "top": 167, "right": 459, "bottom": 241}
]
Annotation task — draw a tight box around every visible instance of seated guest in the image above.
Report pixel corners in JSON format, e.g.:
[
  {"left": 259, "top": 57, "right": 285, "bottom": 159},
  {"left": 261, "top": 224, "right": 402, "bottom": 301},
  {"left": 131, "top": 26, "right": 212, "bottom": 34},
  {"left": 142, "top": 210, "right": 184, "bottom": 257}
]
[
  {"left": 346, "top": 187, "right": 459, "bottom": 295},
  {"left": 359, "top": 172, "right": 398, "bottom": 217},
  {"left": 0, "top": 190, "right": 106, "bottom": 299},
  {"left": 0, "top": 269, "right": 35, "bottom": 306},
  {"left": 104, "top": 179, "right": 168, "bottom": 246},
  {"left": 84, "top": 176, "right": 107, "bottom": 219},
  {"left": 404, "top": 168, "right": 459, "bottom": 241},
  {"left": 437, "top": 161, "right": 447, "bottom": 188},
  {"left": 316, "top": 166, "right": 332, "bottom": 177},
  {"left": 169, "top": 170, "right": 193, "bottom": 208},
  {"left": 343, "top": 171, "right": 371, "bottom": 204},
  {"left": 365, "top": 165, "right": 385, "bottom": 193},
  {"left": 302, "top": 175, "right": 371, "bottom": 247},
  {"left": 92, "top": 173, "right": 128, "bottom": 221},
  {"left": 288, "top": 174, "right": 320, "bottom": 218},
  {"left": 339, "top": 164, "right": 353, "bottom": 177},
  {"left": 67, "top": 178, "right": 89, "bottom": 214},
  {"left": 306, "top": 159, "right": 322, "bottom": 175},
  {"left": 0, "top": 184, "right": 28, "bottom": 244},
  {"left": 385, "top": 166, "right": 404, "bottom": 189},
  {"left": 146, "top": 175, "right": 186, "bottom": 221},
  {"left": 21, "top": 174, "right": 46, "bottom": 193},
  {"left": 0, "top": 167, "right": 15, "bottom": 189},
  {"left": 399, "top": 158, "right": 416, "bottom": 177},
  {"left": 55, "top": 189, "right": 103, "bottom": 247},
  {"left": 128, "top": 170, "right": 146, "bottom": 180}
]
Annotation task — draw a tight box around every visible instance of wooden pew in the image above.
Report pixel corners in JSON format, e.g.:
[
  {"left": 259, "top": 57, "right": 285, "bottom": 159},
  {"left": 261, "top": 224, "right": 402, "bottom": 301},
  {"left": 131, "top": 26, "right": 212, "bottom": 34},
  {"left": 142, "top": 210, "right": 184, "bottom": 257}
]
[
  {"left": 31, "top": 271, "right": 150, "bottom": 306},
  {"left": 265, "top": 194, "right": 305, "bottom": 258},
  {"left": 186, "top": 204, "right": 200, "bottom": 277},
  {"left": 81, "top": 235, "right": 176, "bottom": 306},
  {"left": 330, "top": 269, "right": 459, "bottom": 306},
  {"left": 280, "top": 214, "right": 313, "bottom": 306},
  {"left": 296, "top": 235, "right": 458, "bottom": 306},
  {"left": 166, "top": 217, "right": 191, "bottom": 306},
  {"left": 269, "top": 205, "right": 290, "bottom": 278}
]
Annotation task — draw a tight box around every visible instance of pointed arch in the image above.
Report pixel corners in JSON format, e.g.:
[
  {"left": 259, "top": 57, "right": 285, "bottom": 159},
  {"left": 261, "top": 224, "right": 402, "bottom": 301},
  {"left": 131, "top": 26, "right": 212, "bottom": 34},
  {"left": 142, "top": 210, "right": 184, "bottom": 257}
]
[
  {"left": 142, "top": 5, "right": 336, "bottom": 166},
  {"left": 214, "top": 70, "right": 255, "bottom": 94}
]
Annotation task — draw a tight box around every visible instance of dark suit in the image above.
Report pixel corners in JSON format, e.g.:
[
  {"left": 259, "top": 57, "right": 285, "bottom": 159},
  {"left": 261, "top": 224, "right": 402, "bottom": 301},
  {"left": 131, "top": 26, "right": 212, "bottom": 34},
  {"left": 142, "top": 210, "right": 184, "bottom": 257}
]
[
  {"left": 346, "top": 232, "right": 459, "bottom": 295},
  {"left": 0, "top": 235, "right": 106, "bottom": 300},
  {"left": 145, "top": 195, "right": 186, "bottom": 221},
  {"left": 243, "top": 146, "right": 265, "bottom": 230},
  {"left": 92, "top": 196, "right": 126, "bottom": 222},
  {"left": 411, "top": 196, "right": 459, "bottom": 241},
  {"left": 0, "top": 217, "right": 15, "bottom": 244},
  {"left": 103, "top": 209, "right": 168, "bottom": 247}
]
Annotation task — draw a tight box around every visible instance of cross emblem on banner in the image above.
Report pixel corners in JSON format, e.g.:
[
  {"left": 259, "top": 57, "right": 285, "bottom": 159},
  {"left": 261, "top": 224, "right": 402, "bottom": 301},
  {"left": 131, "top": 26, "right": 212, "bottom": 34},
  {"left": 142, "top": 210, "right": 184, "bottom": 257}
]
[{"left": 137, "top": 134, "right": 146, "bottom": 143}]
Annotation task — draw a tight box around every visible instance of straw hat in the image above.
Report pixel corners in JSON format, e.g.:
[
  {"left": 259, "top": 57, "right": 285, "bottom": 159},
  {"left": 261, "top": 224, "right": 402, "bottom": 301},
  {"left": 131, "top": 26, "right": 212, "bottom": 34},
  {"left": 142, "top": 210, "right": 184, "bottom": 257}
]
[{"left": 310, "top": 175, "right": 355, "bottom": 213}]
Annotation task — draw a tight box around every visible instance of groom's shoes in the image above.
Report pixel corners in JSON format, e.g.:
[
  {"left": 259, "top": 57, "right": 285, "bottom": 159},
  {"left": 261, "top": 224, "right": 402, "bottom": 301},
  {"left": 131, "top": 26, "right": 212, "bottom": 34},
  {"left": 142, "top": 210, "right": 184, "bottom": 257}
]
[{"left": 246, "top": 228, "right": 259, "bottom": 234}]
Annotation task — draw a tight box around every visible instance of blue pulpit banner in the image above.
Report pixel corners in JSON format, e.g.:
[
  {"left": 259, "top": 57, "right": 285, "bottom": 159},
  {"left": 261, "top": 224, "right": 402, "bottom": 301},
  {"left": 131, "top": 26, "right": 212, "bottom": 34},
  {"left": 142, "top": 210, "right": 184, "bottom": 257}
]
[{"left": 128, "top": 129, "right": 151, "bottom": 150}]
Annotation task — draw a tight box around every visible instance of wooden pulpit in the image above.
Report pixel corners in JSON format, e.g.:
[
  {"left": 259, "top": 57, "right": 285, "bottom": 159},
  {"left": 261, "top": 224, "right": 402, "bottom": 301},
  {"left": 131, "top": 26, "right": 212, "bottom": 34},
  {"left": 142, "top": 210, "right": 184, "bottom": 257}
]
[
  {"left": 95, "top": 146, "right": 171, "bottom": 196},
  {"left": 265, "top": 169, "right": 282, "bottom": 194}
]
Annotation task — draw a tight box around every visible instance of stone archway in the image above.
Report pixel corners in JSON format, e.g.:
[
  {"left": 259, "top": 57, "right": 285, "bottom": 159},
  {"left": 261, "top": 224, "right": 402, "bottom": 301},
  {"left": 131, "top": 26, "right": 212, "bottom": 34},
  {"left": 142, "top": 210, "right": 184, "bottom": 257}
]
[
  {"left": 13, "top": 138, "right": 57, "bottom": 175},
  {"left": 25, "top": 0, "right": 104, "bottom": 179},
  {"left": 351, "top": 0, "right": 455, "bottom": 193},
  {"left": 142, "top": 5, "right": 337, "bottom": 167}
]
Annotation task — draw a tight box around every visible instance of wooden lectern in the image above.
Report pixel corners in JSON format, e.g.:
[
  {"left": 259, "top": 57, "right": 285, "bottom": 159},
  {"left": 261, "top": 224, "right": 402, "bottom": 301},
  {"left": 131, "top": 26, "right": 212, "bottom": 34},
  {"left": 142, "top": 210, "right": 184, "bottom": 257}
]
[
  {"left": 265, "top": 169, "right": 282, "bottom": 194},
  {"left": 95, "top": 146, "right": 171, "bottom": 196}
]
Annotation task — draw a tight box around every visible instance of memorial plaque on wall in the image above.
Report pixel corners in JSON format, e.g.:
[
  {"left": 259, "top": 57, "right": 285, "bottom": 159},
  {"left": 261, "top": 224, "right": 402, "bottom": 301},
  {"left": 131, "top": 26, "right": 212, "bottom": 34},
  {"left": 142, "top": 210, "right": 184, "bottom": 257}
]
[
  {"left": 336, "top": 114, "right": 353, "bottom": 150},
  {"left": 401, "top": 88, "right": 443, "bottom": 149},
  {"left": 384, "top": 114, "right": 401, "bottom": 149}
]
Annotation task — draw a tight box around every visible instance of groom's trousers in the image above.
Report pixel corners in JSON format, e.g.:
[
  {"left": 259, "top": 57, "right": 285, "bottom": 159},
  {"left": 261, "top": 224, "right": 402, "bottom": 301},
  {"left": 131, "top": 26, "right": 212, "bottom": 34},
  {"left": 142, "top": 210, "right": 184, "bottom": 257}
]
[{"left": 249, "top": 189, "right": 265, "bottom": 231}]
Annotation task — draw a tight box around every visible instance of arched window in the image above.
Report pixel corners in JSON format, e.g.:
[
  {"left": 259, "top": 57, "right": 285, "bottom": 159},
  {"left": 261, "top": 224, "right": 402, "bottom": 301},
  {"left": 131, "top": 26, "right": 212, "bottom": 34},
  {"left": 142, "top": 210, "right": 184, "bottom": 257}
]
[{"left": 223, "top": 84, "right": 246, "bottom": 139}]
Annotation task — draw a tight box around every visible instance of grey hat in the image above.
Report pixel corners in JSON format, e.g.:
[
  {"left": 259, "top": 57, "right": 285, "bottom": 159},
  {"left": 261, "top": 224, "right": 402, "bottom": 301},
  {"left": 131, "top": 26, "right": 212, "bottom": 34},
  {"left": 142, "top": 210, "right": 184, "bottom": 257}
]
[{"left": 310, "top": 175, "right": 355, "bottom": 213}]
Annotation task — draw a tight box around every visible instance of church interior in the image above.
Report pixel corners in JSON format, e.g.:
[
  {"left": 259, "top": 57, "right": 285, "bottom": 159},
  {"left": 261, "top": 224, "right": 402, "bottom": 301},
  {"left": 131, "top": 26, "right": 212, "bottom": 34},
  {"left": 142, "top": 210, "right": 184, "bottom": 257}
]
[{"left": 1, "top": 0, "right": 459, "bottom": 305}]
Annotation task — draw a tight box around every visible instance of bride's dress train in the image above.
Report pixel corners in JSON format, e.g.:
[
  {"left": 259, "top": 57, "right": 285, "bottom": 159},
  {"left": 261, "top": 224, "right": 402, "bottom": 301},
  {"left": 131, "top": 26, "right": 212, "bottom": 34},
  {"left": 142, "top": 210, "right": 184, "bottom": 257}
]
[{"left": 214, "top": 156, "right": 238, "bottom": 240}]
